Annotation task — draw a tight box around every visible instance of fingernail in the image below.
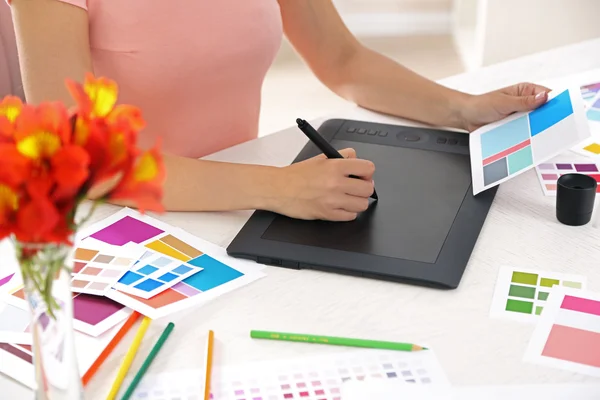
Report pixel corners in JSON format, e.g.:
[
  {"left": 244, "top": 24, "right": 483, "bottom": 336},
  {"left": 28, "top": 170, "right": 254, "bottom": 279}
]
[{"left": 535, "top": 92, "right": 545, "bottom": 100}]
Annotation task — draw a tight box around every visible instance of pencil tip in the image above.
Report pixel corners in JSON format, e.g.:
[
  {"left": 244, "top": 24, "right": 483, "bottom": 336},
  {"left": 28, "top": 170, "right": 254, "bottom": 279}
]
[{"left": 296, "top": 118, "right": 303, "bottom": 125}]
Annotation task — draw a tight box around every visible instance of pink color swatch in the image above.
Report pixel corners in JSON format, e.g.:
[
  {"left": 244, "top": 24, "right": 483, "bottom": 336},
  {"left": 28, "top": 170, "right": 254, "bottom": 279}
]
[
  {"left": 561, "top": 295, "right": 600, "bottom": 317},
  {"left": 542, "top": 324, "right": 600, "bottom": 368}
]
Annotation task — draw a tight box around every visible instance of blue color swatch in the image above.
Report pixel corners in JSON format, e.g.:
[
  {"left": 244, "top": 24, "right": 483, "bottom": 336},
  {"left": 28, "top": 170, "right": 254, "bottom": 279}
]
[
  {"left": 158, "top": 272, "right": 177, "bottom": 282},
  {"left": 134, "top": 279, "right": 163, "bottom": 292},
  {"left": 480, "top": 116, "right": 530, "bottom": 159},
  {"left": 507, "top": 145, "right": 533, "bottom": 174},
  {"left": 529, "top": 90, "right": 573, "bottom": 136},
  {"left": 185, "top": 255, "right": 243, "bottom": 291},
  {"left": 152, "top": 257, "right": 172, "bottom": 268},
  {"left": 588, "top": 108, "right": 600, "bottom": 122},
  {"left": 118, "top": 271, "right": 144, "bottom": 285},
  {"left": 137, "top": 265, "right": 158, "bottom": 275},
  {"left": 173, "top": 265, "right": 192, "bottom": 275}
]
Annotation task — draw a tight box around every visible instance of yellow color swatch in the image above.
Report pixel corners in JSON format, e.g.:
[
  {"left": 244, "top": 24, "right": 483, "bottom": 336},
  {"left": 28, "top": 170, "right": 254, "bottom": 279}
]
[
  {"left": 145, "top": 240, "right": 191, "bottom": 262},
  {"left": 584, "top": 143, "right": 600, "bottom": 155}
]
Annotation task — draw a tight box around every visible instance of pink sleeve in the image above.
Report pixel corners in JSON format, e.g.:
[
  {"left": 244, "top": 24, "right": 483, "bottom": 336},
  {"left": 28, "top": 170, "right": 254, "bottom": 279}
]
[{"left": 5, "top": 0, "right": 87, "bottom": 10}]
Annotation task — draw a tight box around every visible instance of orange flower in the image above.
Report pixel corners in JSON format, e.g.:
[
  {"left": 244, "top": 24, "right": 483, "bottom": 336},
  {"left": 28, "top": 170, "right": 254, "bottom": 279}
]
[
  {"left": 0, "top": 96, "right": 23, "bottom": 140},
  {"left": 66, "top": 73, "right": 118, "bottom": 119},
  {"left": 109, "top": 140, "right": 165, "bottom": 213},
  {"left": 14, "top": 103, "right": 71, "bottom": 160},
  {"left": 16, "top": 197, "right": 60, "bottom": 243},
  {"left": 0, "top": 144, "right": 31, "bottom": 186},
  {"left": 51, "top": 145, "right": 90, "bottom": 190}
]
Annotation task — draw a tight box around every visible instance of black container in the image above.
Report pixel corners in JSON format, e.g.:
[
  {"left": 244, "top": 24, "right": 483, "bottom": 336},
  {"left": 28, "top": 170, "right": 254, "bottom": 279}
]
[{"left": 556, "top": 173, "right": 597, "bottom": 226}]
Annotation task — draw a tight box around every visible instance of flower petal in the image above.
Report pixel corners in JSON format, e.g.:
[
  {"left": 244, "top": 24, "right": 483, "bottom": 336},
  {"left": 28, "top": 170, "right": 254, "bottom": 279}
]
[{"left": 84, "top": 73, "right": 118, "bottom": 118}]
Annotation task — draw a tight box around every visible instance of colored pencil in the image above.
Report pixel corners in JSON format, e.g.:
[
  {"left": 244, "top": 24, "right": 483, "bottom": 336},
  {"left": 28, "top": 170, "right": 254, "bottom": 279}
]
[
  {"left": 106, "top": 316, "right": 152, "bottom": 400},
  {"left": 82, "top": 312, "right": 141, "bottom": 386},
  {"left": 120, "top": 322, "right": 175, "bottom": 400},
  {"left": 204, "top": 330, "right": 215, "bottom": 400},
  {"left": 250, "top": 330, "right": 427, "bottom": 352}
]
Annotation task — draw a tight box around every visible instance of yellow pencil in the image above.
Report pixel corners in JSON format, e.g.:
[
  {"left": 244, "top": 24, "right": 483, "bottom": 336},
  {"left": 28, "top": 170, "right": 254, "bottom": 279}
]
[
  {"left": 203, "top": 330, "right": 214, "bottom": 400},
  {"left": 106, "top": 316, "right": 152, "bottom": 400}
]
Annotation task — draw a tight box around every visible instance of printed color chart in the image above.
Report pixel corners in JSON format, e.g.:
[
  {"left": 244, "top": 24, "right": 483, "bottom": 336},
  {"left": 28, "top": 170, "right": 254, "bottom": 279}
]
[
  {"left": 490, "top": 266, "right": 586, "bottom": 323},
  {"left": 114, "top": 248, "right": 204, "bottom": 299},
  {"left": 125, "top": 349, "right": 450, "bottom": 400},
  {"left": 571, "top": 81, "right": 600, "bottom": 158},
  {"left": 70, "top": 239, "right": 144, "bottom": 295},
  {"left": 535, "top": 161, "right": 600, "bottom": 196},
  {"left": 5, "top": 284, "right": 131, "bottom": 337},
  {"left": 469, "top": 88, "right": 590, "bottom": 194},
  {"left": 80, "top": 208, "right": 265, "bottom": 319},
  {"left": 525, "top": 288, "right": 600, "bottom": 377}
]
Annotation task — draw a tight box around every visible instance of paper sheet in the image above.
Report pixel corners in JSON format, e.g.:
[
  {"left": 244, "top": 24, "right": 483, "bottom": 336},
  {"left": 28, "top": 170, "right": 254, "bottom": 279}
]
[
  {"left": 489, "top": 266, "right": 586, "bottom": 324},
  {"left": 78, "top": 208, "right": 266, "bottom": 319},
  {"left": 535, "top": 159, "right": 600, "bottom": 196},
  {"left": 469, "top": 87, "right": 591, "bottom": 194},
  {"left": 124, "top": 349, "right": 450, "bottom": 400},
  {"left": 524, "top": 287, "right": 600, "bottom": 377}
]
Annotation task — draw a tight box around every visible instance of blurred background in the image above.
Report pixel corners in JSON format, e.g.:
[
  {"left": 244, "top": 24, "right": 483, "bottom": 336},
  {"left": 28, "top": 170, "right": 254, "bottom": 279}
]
[{"left": 259, "top": 0, "right": 600, "bottom": 136}]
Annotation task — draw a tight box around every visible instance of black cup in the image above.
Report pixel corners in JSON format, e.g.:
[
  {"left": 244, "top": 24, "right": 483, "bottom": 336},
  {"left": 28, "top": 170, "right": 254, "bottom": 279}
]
[{"left": 556, "top": 173, "right": 597, "bottom": 226}]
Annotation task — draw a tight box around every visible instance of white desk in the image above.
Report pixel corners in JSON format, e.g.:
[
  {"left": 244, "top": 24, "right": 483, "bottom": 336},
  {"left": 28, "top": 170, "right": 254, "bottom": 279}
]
[{"left": 3, "top": 38, "right": 600, "bottom": 399}]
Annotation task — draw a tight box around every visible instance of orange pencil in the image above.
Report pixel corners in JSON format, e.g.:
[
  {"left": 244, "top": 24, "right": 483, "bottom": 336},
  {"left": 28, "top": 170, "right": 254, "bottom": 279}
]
[
  {"left": 204, "top": 330, "right": 214, "bottom": 400},
  {"left": 82, "top": 311, "right": 141, "bottom": 386}
]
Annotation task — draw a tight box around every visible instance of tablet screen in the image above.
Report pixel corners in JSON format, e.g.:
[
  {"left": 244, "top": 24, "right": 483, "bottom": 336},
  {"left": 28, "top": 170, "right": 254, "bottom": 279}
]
[{"left": 261, "top": 141, "right": 471, "bottom": 264}]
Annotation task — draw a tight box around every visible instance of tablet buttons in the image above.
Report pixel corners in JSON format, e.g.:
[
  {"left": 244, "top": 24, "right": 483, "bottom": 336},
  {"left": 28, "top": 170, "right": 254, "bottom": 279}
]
[
  {"left": 437, "top": 138, "right": 447, "bottom": 144},
  {"left": 357, "top": 128, "right": 366, "bottom": 134},
  {"left": 448, "top": 138, "right": 458, "bottom": 145},
  {"left": 405, "top": 134, "right": 420, "bottom": 142},
  {"left": 378, "top": 131, "right": 388, "bottom": 137},
  {"left": 367, "top": 129, "right": 377, "bottom": 135},
  {"left": 346, "top": 127, "right": 356, "bottom": 133}
]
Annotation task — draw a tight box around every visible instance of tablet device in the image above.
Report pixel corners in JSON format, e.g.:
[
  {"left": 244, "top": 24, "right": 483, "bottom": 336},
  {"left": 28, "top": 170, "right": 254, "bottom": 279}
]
[{"left": 227, "top": 119, "right": 498, "bottom": 288}]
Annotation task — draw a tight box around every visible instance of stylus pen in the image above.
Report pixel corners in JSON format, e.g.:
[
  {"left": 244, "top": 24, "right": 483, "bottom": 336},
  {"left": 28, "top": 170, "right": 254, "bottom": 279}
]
[{"left": 296, "top": 118, "right": 378, "bottom": 200}]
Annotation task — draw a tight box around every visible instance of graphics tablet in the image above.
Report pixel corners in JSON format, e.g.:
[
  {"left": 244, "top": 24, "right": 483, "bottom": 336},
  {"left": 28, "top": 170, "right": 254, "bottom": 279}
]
[{"left": 227, "top": 119, "right": 498, "bottom": 289}]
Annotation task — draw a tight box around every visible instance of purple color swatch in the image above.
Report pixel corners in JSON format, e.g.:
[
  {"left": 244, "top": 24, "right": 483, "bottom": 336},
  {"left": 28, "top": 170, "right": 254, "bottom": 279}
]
[
  {"left": 575, "top": 164, "right": 599, "bottom": 172},
  {"left": 0, "top": 273, "right": 14, "bottom": 288},
  {"left": 90, "top": 216, "right": 164, "bottom": 246},
  {"left": 171, "top": 282, "right": 201, "bottom": 297},
  {"left": 73, "top": 294, "right": 124, "bottom": 325},
  {"left": 538, "top": 164, "right": 554, "bottom": 170},
  {"left": 556, "top": 164, "right": 573, "bottom": 170}
]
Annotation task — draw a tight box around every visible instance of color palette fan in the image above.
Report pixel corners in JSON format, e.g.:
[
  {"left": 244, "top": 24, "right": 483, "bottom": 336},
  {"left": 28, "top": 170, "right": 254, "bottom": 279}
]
[
  {"left": 490, "top": 266, "right": 586, "bottom": 323},
  {"left": 78, "top": 208, "right": 266, "bottom": 319},
  {"left": 70, "top": 239, "right": 145, "bottom": 295},
  {"left": 535, "top": 161, "right": 600, "bottom": 196},
  {"left": 469, "top": 88, "right": 590, "bottom": 194},
  {"left": 124, "top": 349, "right": 450, "bottom": 400},
  {"left": 525, "top": 288, "right": 600, "bottom": 377}
]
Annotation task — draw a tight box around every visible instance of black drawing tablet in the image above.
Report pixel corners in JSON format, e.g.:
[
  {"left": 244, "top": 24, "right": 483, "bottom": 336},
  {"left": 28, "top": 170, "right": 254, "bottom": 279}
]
[{"left": 227, "top": 119, "right": 498, "bottom": 289}]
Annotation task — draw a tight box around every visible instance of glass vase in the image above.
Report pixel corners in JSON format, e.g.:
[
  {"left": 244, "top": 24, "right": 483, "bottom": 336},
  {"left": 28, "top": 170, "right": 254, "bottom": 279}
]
[{"left": 15, "top": 241, "right": 84, "bottom": 400}]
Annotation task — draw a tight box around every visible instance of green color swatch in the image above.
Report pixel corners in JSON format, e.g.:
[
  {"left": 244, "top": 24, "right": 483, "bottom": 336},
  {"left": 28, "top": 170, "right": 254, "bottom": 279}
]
[
  {"left": 540, "top": 278, "right": 560, "bottom": 287},
  {"left": 535, "top": 306, "right": 544, "bottom": 315},
  {"left": 563, "top": 281, "right": 582, "bottom": 289},
  {"left": 506, "top": 299, "right": 534, "bottom": 314},
  {"left": 507, "top": 146, "right": 534, "bottom": 174},
  {"left": 508, "top": 284, "right": 536, "bottom": 299},
  {"left": 537, "top": 291, "right": 549, "bottom": 301},
  {"left": 511, "top": 271, "right": 538, "bottom": 285}
]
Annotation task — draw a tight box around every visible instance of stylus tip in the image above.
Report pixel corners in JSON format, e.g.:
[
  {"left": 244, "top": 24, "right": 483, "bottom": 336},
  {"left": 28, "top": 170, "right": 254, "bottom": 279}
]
[{"left": 296, "top": 118, "right": 304, "bottom": 126}]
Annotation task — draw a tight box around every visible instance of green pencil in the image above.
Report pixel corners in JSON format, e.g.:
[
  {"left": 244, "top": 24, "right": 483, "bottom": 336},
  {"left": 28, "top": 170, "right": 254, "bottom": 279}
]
[
  {"left": 120, "top": 322, "right": 175, "bottom": 400},
  {"left": 250, "top": 330, "right": 427, "bottom": 352}
]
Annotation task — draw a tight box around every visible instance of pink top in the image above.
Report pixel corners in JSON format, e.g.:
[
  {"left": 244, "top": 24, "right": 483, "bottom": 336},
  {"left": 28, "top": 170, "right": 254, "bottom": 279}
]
[{"left": 2, "top": 0, "right": 283, "bottom": 158}]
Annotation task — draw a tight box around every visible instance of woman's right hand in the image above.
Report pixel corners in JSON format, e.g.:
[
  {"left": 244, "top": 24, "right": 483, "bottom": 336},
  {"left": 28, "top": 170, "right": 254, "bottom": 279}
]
[{"left": 271, "top": 148, "right": 376, "bottom": 221}]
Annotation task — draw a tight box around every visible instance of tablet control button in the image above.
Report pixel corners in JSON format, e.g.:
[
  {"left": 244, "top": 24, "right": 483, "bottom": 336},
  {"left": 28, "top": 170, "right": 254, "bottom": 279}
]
[
  {"left": 405, "top": 135, "right": 420, "bottom": 142},
  {"left": 347, "top": 127, "right": 356, "bottom": 133},
  {"left": 367, "top": 129, "right": 377, "bottom": 135},
  {"left": 357, "top": 128, "right": 367, "bottom": 134},
  {"left": 378, "top": 131, "right": 388, "bottom": 137},
  {"left": 448, "top": 138, "right": 458, "bottom": 145},
  {"left": 437, "top": 138, "right": 447, "bottom": 144}
]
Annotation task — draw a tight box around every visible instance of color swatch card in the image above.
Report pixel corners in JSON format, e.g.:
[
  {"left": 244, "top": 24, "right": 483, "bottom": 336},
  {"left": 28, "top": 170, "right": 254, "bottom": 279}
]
[
  {"left": 490, "top": 266, "right": 586, "bottom": 323},
  {"left": 3, "top": 280, "right": 132, "bottom": 337},
  {"left": 70, "top": 239, "right": 145, "bottom": 295},
  {"left": 124, "top": 349, "right": 449, "bottom": 400},
  {"left": 571, "top": 87, "right": 600, "bottom": 158},
  {"left": 581, "top": 81, "right": 600, "bottom": 105},
  {"left": 0, "top": 318, "right": 125, "bottom": 389},
  {"left": 536, "top": 161, "right": 600, "bottom": 196},
  {"left": 469, "top": 88, "right": 590, "bottom": 194},
  {"left": 78, "top": 208, "right": 266, "bottom": 319},
  {"left": 113, "top": 247, "right": 204, "bottom": 299},
  {"left": 0, "top": 302, "right": 31, "bottom": 345},
  {"left": 524, "top": 288, "right": 600, "bottom": 377}
]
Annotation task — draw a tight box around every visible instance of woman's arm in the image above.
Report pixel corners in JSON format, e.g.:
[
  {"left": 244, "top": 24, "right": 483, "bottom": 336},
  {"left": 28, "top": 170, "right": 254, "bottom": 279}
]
[
  {"left": 278, "top": 0, "right": 549, "bottom": 132},
  {"left": 10, "top": 0, "right": 375, "bottom": 220}
]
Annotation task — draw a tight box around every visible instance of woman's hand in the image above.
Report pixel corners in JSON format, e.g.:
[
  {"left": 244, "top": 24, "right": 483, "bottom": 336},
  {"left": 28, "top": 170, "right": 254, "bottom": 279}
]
[
  {"left": 273, "top": 148, "right": 375, "bottom": 221},
  {"left": 459, "top": 82, "right": 551, "bottom": 132}
]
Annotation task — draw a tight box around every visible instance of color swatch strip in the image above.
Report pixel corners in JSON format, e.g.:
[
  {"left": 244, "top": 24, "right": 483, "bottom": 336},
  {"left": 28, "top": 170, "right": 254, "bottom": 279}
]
[
  {"left": 525, "top": 288, "right": 600, "bottom": 377},
  {"left": 536, "top": 162, "right": 600, "bottom": 196},
  {"left": 490, "top": 266, "right": 586, "bottom": 324},
  {"left": 70, "top": 240, "right": 144, "bottom": 295}
]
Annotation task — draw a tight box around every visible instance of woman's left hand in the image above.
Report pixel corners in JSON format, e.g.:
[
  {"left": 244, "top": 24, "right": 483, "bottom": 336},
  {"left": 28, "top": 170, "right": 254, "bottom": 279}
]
[{"left": 459, "top": 83, "right": 551, "bottom": 132}]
